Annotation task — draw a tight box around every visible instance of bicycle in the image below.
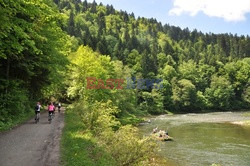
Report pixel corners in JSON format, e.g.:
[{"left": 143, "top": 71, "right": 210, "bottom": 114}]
[
  {"left": 48, "top": 112, "right": 53, "bottom": 124},
  {"left": 35, "top": 111, "right": 40, "bottom": 124},
  {"left": 58, "top": 103, "right": 62, "bottom": 113}
]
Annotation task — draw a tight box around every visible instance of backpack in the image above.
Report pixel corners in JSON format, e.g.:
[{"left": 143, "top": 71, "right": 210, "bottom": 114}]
[{"left": 35, "top": 105, "right": 39, "bottom": 111}]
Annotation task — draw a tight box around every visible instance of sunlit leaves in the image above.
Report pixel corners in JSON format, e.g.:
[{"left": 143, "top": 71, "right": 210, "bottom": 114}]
[
  {"left": 172, "top": 78, "right": 197, "bottom": 111},
  {"left": 67, "top": 45, "right": 111, "bottom": 100},
  {"left": 205, "top": 76, "right": 234, "bottom": 109}
]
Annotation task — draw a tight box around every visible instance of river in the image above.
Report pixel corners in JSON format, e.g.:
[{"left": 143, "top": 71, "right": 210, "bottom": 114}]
[{"left": 139, "top": 111, "right": 250, "bottom": 166}]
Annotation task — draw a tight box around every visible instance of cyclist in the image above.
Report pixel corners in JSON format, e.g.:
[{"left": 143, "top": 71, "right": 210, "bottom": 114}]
[
  {"left": 58, "top": 102, "right": 61, "bottom": 113},
  {"left": 35, "top": 102, "right": 41, "bottom": 122},
  {"left": 48, "top": 102, "right": 55, "bottom": 120}
]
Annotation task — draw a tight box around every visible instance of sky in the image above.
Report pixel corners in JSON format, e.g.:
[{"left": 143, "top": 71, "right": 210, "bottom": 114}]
[{"left": 90, "top": 0, "right": 250, "bottom": 36}]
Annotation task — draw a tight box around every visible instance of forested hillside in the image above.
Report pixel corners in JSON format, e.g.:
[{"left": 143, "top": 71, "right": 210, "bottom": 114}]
[
  {"left": 57, "top": 0, "right": 250, "bottom": 113},
  {"left": 1, "top": 0, "right": 250, "bottom": 130}
]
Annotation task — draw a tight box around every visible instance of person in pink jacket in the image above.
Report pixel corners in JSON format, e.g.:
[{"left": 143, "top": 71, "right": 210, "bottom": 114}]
[{"left": 48, "top": 102, "right": 55, "bottom": 117}]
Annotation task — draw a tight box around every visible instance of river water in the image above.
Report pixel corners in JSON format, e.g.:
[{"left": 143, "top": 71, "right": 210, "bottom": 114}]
[{"left": 139, "top": 112, "right": 250, "bottom": 166}]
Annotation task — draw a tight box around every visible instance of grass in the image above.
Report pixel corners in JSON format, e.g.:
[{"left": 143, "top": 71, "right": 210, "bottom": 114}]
[{"left": 60, "top": 107, "right": 116, "bottom": 166}]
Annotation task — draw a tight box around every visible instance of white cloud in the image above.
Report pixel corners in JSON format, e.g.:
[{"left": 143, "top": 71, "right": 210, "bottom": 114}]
[{"left": 169, "top": 0, "right": 250, "bottom": 22}]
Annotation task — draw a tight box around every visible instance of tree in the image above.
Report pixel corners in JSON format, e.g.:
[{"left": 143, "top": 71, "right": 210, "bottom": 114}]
[
  {"left": 223, "top": 58, "right": 250, "bottom": 107},
  {"left": 141, "top": 52, "right": 157, "bottom": 78},
  {"left": 205, "top": 76, "right": 234, "bottom": 109},
  {"left": 126, "top": 50, "right": 140, "bottom": 65},
  {"left": 51, "top": 0, "right": 250, "bottom": 113},
  {"left": 165, "top": 54, "right": 176, "bottom": 67},
  {"left": 96, "top": 37, "right": 108, "bottom": 54},
  {"left": 158, "top": 80, "right": 174, "bottom": 110},
  {"left": 67, "top": 45, "right": 112, "bottom": 101},
  {"left": 178, "top": 60, "right": 199, "bottom": 85},
  {"left": 68, "top": 10, "right": 75, "bottom": 36},
  {"left": 82, "top": 0, "right": 88, "bottom": 12},
  {"left": 160, "top": 65, "right": 177, "bottom": 81},
  {"left": 140, "top": 90, "right": 164, "bottom": 114},
  {"left": 242, "top": 82, "right": 250, "bottom": 107},
  {"left": 171, "top": 78, "right": 197, "bottom": 111},
  {"left": 90, "top": 0, "right": 97, "bottom": 13},
  {"left": 0, "top": 0, "right": 71, "bottom": 129},
  {"left": 157, "top": 53, "right": 167, "bottom": 68}
]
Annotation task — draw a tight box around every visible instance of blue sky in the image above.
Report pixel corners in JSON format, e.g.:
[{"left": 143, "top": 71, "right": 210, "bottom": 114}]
[{"left": 90, "top": 0, "right": 250, "bottom": 36}]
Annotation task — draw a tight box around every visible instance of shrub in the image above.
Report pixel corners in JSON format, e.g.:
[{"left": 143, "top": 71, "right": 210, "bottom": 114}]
[
  {"left": 100, "top": 125, "right": 156, "bottom": 165},
  {"left": 71, "top": 100, "right": 157, "bottom": 165},
  {"left": 0, "top": 80, "right": 31, "bottom": 131}
]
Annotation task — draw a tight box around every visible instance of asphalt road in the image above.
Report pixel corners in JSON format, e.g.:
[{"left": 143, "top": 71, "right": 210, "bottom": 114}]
[{"left": 0, "top": 108, "right": 64, "bottom": 166}]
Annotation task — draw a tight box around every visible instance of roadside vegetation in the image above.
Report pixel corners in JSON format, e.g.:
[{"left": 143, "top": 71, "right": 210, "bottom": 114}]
[{"left": 61, "top": 103, "right": 159, "bottom": 166}]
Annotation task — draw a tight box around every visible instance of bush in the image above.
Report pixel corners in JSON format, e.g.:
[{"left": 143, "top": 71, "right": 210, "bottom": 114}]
[
  {"left": 66, "top": 100, "right": 157, "bottom": 166},
  {"left": 100, "top": 125, "right": 156, "bottom": 165},
  {"left": 0, "top": 80, "right": 32, "bottom": 131},
  {"left": 140, "top": 90, "right": 164, "bottom": 115},
  {"left": 73, "top": 100, "right": 121, "bottom": 134}
]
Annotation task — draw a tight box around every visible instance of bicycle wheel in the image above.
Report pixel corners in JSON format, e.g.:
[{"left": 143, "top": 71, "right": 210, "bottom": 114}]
[
  {"left": 48, "top": 113, "right": 52, "bottom": 124},
  {"left": 37, "top": 113, "right": 40, "bottom": 123},
  {"left": 35, "top": 113, "right": 39, "bottom": 123}
]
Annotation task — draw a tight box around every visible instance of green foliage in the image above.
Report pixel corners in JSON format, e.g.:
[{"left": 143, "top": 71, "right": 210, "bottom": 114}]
[
  {"left": 0, "top": 0, "right": 72, "bottom": 130},
  {"left": 223, "top": 58, "right": 250, "bottom": 107},
  {"left": 57, "top": 0, "right": 249, "bottom": 112},
  {"left": 157, "top": 53, "right": 168, "bottom": 68},
  {"left": 100, "top": 125, "right": 156, "bottom": 165},
  {"left": 111, "top": 61, "right": 138, "bottom": 114},
  {"left": 62, "top": 102, "right": 156, "bottom": 166},
  {"left": 140, "top": 90, "right": 164, "bottom": 114},
  {"left": 160, "top": 64, "right": 177, "bottom": 81},
  {"left": 172, "top": 78, "right": 197, "bottom": 111},
  {"left": 55, "top": 0, "right": 250, "bottom": 112},
  {"left": 196, "top": 91, "right": 208, "bottom": 110},
  {"left": 165, "top": 54, "right": 176, "bottom": 67},
  {"left": 76, "top": 100, "right": 121, "bottom": 135},
  {"left": 242, "top": 84, "right": 250, "bottom": 105},
  {"left": 0, "top": 80, "right": 32, "bottom": 131},
  {"left": 205, "top": 76, "right": 234, "bottom": 109},
  {"left": 61, "top": 105, "right": 117, "bottom": 166},
  {"left": 158, "top": 80, "right": 174, "bottom": 111},
  {"left": 66, "top": 45, "right": 112, "bottom": 100},
  {"left": 2, "top": 0, "right": 250, "bottom": 165},
  {"left": 178, "top": 60, "right": 199, "bottom": 85},
  {"left": 0, "top": 0, "right": 249, "bottom": 134},
  {"left": 66, "top": 46, "right": 138, "bottom": 114}
]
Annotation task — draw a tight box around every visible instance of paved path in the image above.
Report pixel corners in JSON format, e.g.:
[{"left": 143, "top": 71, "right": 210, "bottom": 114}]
[{"left": 0, "top": 108, "right": 65, "bottom": 166}]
